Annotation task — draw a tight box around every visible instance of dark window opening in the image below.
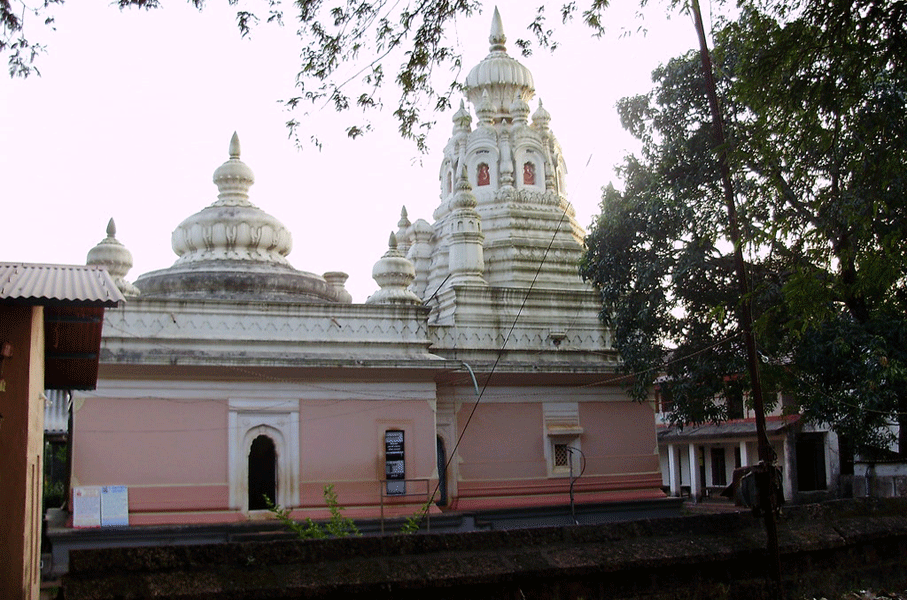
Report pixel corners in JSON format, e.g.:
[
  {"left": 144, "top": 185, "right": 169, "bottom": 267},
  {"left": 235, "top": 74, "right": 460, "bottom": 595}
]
[
  {"left": 839, "top": 435, "right": 854, "bottom": 476},
  {"left": 726, "top": 385, "right": 745, "bottom": 420},
  {"left": 710, "top": 447, "right": 727, "bottom": 486},
  {"left": 436, "top": 436, "right": 448, "bottom": 507},
  {"left": 248, "top": 435, "right": 277, "bottom": 510},
  {"left": 797, "top": 433, "right": 827, "bottom": 491},
  {"left": 655, "top": 384, "right": 673, "bottom": 414}
]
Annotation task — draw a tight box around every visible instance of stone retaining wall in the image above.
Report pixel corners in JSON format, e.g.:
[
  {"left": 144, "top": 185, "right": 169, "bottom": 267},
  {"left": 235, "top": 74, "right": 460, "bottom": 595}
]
[{"left": 63, "top": 498, "right": 907, "bottom": 600}]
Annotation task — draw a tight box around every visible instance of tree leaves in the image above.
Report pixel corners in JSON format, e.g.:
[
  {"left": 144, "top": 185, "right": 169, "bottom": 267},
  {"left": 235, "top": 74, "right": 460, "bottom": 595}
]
[
  {"left": 582, "top": 1, "right": 907, "bottom": 449},
  {"left": 2, "top": 0, "right": 615, "bottom": 149}
]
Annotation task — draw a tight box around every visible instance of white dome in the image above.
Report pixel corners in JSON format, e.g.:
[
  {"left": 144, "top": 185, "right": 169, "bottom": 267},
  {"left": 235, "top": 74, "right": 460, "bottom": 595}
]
[
  {"left": 464, "top": 7, "right": 535, "bottom": 116},
  {"left": 136, "top": 133, "right": 350, "bottom": 303},
  {"left": 170, "top": 132, "right": 293, "bottom": 266}
]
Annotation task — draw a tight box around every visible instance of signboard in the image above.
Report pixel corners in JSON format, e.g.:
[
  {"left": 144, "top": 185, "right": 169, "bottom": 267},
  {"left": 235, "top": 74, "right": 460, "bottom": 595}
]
[
  {"left": 72, "top": 485, "right": 130, "bottom": 528},
  {"left": 385, "top": 430, "right": 405, "bottom": 496},
  {"left": 72, "top": 486, "right": 101, "bottom": 528},
  {"left": 101, "top": 485, "right": 130, "bottom": 527}
]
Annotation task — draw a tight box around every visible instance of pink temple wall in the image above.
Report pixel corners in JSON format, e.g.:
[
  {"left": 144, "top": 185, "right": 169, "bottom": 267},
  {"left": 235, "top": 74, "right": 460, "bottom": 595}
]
[
  {"left": 72, "top": 396, "right": 230, "bottom": 517},
  {"left": 579, "top": 401, "right": 661, "bottom": 475},
  {"left": 296, "top": 398, "right": 437, "bottom": 511},
  {"left": 72, "top": 393, "right": 438, "bottom": 523},
  {"left": 451, "top": 396, "right": 663, "bottom": 510},
  {"left": 456, "top": 403, "right": 546, "bottom": 481}
]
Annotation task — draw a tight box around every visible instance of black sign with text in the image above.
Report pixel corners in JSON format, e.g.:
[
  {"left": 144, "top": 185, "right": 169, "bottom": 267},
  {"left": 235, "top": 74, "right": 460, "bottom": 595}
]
[{"left": 385, "top": 430, "right": 405, "bottom": 495}]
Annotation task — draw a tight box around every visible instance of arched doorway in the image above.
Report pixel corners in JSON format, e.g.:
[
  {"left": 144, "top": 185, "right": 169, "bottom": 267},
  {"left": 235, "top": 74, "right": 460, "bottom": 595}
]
[
  {"left": 248, "top": 435, "right": 277, "bottom": 510},
  {"left": 436, "top": 436, "right": 448, "bottom": 506}
]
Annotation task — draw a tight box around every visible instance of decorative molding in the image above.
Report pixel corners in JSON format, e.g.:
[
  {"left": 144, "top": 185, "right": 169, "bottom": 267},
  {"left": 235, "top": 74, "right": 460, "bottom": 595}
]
[{"left": 228, "top": 398, "right": 300, "bottom": 511}]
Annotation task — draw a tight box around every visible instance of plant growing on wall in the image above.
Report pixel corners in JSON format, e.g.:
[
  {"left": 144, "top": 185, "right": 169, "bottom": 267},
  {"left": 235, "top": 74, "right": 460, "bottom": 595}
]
[{"left": 267, "top": 484, "right": 360, "bottom": 539}]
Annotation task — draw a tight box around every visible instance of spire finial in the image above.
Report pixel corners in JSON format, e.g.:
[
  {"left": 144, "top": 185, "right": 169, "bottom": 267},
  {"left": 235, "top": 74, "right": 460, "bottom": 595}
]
[
  {"left": 489, "top": 6, "right": 506, "bottom": 52},
  {"left": 229, "top": 131, "right": 241, "bottom": 159},
  {"left": 106, "top": 217, "right": 117, "bottom": 238}
]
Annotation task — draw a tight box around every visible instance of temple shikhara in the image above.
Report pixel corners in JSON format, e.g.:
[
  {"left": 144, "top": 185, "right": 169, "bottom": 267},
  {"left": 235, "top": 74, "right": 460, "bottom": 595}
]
[{"left": 61, "top": 9, "right": 667, "bottom": 547}]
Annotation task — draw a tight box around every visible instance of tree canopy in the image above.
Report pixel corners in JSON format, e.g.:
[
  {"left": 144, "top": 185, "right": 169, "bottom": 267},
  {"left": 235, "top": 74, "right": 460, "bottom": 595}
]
[
  {"left": 580, "top": 0, "right": 907, "bottom": 450},
  {"left": 1, "top": 0, "right": 609, "bottom": 150}
]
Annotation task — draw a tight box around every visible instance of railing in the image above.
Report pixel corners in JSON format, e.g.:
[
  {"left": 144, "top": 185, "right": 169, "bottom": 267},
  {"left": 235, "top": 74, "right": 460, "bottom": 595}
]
[{"left": 378, "top": 478, "right": 433, "bottom": 534}]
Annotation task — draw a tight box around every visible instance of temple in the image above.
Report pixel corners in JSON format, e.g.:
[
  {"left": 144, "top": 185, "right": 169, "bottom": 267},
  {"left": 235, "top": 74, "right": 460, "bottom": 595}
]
[{"left": 63, "top": 9, "right": 666, "bottom": 543}]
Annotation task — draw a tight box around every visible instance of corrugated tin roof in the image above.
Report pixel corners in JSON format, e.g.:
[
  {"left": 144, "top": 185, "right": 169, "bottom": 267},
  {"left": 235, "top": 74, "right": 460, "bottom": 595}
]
[
  {"left": 0, "top": 263, "right": 124, "bottom": 307},
  {"left": 657, "top": 415, "right": 801, "bottom": 442},
  {"left": 44, "top": 389, "right": 71, "bottom": 436}
]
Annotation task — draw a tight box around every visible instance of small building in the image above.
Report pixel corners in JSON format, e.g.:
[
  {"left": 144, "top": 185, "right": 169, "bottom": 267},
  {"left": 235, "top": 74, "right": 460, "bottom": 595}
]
[
  {"left": 655, "top": 395, "right": 841, "bottom": 504},
  {"left": 0, "top": 263, "right": 122, "bottom": 600}
]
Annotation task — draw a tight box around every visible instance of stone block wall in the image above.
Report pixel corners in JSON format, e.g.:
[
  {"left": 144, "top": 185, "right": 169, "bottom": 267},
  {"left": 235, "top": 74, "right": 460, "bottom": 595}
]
[{"left": 63, "top": 498, "right": 907, "bottom": 600}]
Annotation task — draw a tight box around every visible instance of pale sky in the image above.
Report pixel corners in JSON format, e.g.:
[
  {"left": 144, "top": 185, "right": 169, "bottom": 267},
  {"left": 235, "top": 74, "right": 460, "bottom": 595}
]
[{"left": 0, "top": 1, "right": 706, "bottom": 302}]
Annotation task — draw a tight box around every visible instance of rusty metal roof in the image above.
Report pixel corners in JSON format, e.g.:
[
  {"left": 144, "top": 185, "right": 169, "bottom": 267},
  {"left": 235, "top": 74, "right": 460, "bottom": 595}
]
[
  {"left": 1, "top": 263, "right": 125, "bottom": 389},
  {"left": 0, "top": 263, "right": 124, "bottom": 307},
  {"left": 657, "top": 415, "right": 801, "bottom": 443}
]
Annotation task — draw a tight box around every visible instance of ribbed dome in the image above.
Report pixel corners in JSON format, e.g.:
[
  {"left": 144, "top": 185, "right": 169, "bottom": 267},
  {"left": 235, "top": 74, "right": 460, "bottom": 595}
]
[
  {"left": 136, "top": 133, "right": 351, "bottom": 303},
  {"left": 464, "top": 7, "right": 535, "bottom": 116},
  {"left": 170, "top": 132, "right": 293, "bottom": 267}
]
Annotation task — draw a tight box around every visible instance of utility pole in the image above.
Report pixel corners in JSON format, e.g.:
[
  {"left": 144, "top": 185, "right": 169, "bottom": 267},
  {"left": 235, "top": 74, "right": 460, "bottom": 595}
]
[{"left": 689, "top": 1, "right": 783, "bottom": 596}]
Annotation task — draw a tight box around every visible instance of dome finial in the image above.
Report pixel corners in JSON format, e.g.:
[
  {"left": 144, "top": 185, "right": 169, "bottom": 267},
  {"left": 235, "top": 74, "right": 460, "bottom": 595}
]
[
  {"left": 490, "top": 6, "right": 506, "bottom": 52},
  {"left": 367, "top": 231, "right": 421, "bottom": 305},
  {"left": 465, "top": 7, "right": 534, "bottom": 113},
  {"left": 87, "top": 218, "right": 140, "bottom": 297},
  {"left": 211, "top": 131, "right": 256, "bottom": 207}
]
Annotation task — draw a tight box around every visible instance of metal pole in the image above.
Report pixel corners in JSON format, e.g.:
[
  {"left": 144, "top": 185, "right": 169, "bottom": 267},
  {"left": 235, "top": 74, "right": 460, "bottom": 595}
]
[
  {"left": 568, "top": 449, "right": 577, "bottom": 525},
  {"left": 689, "top": 1, "right": 783, "bottom": 595}
]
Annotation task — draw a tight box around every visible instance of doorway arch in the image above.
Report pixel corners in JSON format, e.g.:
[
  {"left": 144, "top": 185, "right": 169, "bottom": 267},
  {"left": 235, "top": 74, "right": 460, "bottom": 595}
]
[
  {"left": 228, "top": 399, "right": 299, "bottom": 512},
  {"left": 248, "top": 435, "right": 277, "bottom": 510}
]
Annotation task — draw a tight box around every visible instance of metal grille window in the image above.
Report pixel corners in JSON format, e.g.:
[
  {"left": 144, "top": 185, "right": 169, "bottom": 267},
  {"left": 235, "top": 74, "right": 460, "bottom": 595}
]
[{"left": 554, "top": 443, "right": 570, "bottom": 468}]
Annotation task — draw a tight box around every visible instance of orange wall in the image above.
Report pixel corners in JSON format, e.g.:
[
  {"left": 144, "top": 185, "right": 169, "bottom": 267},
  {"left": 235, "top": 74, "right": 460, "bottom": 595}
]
[{"left": 0, "top": 305, "right": 44, "bottom": 600}]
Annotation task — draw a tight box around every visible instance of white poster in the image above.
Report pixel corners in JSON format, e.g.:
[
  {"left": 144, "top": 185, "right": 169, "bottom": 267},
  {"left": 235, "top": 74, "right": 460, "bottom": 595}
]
[
  {"left": 100, "top": 485, "right": 129, "bottom": 527},
  {"left": 72, "top": 487, "right": 101, "bottom": 528}
]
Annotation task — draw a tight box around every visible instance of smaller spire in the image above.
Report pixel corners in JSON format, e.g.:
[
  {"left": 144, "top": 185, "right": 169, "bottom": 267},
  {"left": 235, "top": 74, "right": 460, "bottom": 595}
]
[
  {"left": 510, "top": 97, "right": 530, "bottom": 125},
  {"left": 452, "top": 99, "right": 472, "bottom": 133},
  {"left": 396, "top": 206, "right": 412, "bottom": 254},
  {"left": 367, "top": 232, "right": 421, "bottom": 305},
  {"left": 397, "top": 206, "right": 411, "bottom": 231},
  {"left": 453, "top": 165, "right": 477, "bottom": 209},
  {"left": 86, "top": 218, "right": 140, "bottom": 297},
  {"left": 476, "top": 89, "right": 495, "bottom": 125},
  {"left": 532, "top": 99, "right": 551, "bottom": 130},
  {"left": 212, "top": 132, "right": 255, "bottom": 206}
]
